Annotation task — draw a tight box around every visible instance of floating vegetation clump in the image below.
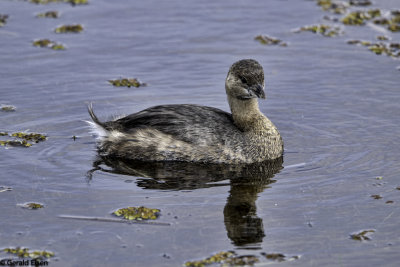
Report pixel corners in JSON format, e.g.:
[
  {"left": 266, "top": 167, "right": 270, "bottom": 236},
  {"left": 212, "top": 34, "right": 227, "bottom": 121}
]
[
  {"left": 349, "top": 0, "right": 372, "bottom": 6},
  {"left": 30, "top": 0, "right": 63, "bottom": 3},
  {"left": 296, "top": 24, "right": 341, "bottom": 37},
  {"left": 317, "top": 0, "right": 348, "bottom": 14},
  {"left": 184, "top": 251, "right": 235, "bottom": 267},
  {"left": 36, "top": 11, "right": 59, "bottom": 18},
  {"left": 108, "top": 78, "right": 147, "bottom": 88},
  {"left": 350, "top": 229, "right": 375, "bottom": 241},
  {"left": 261, "top": 253, "right": 300, "bottom": 262},
  {"left": 11, "top": 132, "right": 46, "bottom": 143},
  {"left": 0, "top": 140, "right": 31, "bottom": 147},
  {"left": 55, "top": 24, "right": 83, "bottom": 33},
  {"left": 19, "top": 202, "right": 44, "bottom": 209},
  {"left": 30, "top": 0, "right": 88, "bottom": 4},
  {"left": 0, "top": 14, "right": 8, "bottom": 27},
  {"left": 185, "top": 252, "right": 260, "bottom": 267},
  {"left": 68, "top": 0, "right": 89, "bottom": 5},
  {"left": 371, "top": 194, "right": 382, "bottom": 199},
  {"left": 388, "top": 24, "right": 400, "bottom": 32},
  {"left": 224, "top": 255, "right": 259, "bottom": 266},
  {"left": 1, "top": 105, "right": 16, "bottom": 112},
  {"left": 4, "top": 247, "right": 54, "bottom": 260},
  {"left": 377, "top": 36, "right": 389, "bottom": 41},
  {"left": 342, "top": 9, "right": 381, "bottom": 25},
  {"left": 347, "top": 40, "right": 400, "bottom": 58},
  {"left": 254, "top": 35, "right": 287, "bottom": 46},
  {"left": 33, "top": 39, "right": 65, "bottom": 50},
  {"left": 113, "top": 206, "right": 160, "bottom": 220},
  {"left": 0, "top": 132, "right": 46, "bottom": 148},
  {"left": 373, "top": 11, "right": 400, "bottom": 32}
]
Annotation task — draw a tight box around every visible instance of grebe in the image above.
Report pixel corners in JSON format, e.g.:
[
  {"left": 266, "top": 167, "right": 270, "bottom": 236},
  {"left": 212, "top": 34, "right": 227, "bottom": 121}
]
[{"left": 88, "top": 59, "right": 283, "bottom": 164}]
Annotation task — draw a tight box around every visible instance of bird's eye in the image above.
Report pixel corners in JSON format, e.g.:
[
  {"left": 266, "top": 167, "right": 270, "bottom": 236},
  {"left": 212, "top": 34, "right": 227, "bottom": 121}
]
[{"left": 239, "top": 76, "right": 248, "bottom": 84}]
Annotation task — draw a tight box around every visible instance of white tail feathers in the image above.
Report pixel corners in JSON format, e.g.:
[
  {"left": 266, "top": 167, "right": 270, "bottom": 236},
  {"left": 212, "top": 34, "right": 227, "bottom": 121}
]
[
  {"left": 86, "top": 120, "right": 108, "bottom": 141},
  {"left": 86, "top": 103, "right": 108, "bottom": 141}
]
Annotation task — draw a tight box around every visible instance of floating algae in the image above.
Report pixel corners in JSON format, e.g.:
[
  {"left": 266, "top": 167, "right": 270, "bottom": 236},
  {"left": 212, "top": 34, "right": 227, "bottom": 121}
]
[
  {"left": 30, "top": 0, "right": 88, "bottom": 5},
  {"left": 373, "top": 11, "right": 400, "bottom": 32},
  {"left": 349, "top": 0, "right": 372, "bottom": 6},
  {"left": 184, "top": 251, "right": 235, "bottom": 267},
  {"left": 1, "top": 105, "right": 16, "bottom": 111},
  {"left": 317, "top": 0, "right": 348, "bottom": 14},
  {"left": 254, "top": 35, "right": 287, "bottom": 46},
  {"left": 4, "top": 247, "right": 54, "bottom": 260},
  {"left": 261, "top": 252, "right": 300, "bottom": 262},
  {"left": 113, "top": 206, "right": 160, "bottom": 221},
  {"left": 296, "top": 24, "right": 342, "bottom": 37},
  {"left": 0, "top": 132, "right": 46, "bottom": 148},
  {"left": 224, "top": 255, "right": 259, "bottom": 266},
  {"left": 371, "top": 194, "right": 382, "bottom": 199},
  {"left": 0, "top": 140, "right": 32, "bottom": 147},
  {"left": 11, "top": 132, "right": 46, "bottom": 143},
  {"left": 108, "top": 78, "right": 147, "bottom": 88},
  {"left": 350, "top": 230, "right": 375, "bottom": 241},
  {"left": 0, "top": 14, "right": 8, "bottom": 27},
  {"left": 36, "top": 11, "right": 59, "bottom": 18},
  {"left": 342, "top": 9, "right": 381, "bottom": 25},
  {"left": 33, "top": 39, "right": 65, "bottom": 50},
  {"left": 377, "top": 36, "right": 389, "bottom": 41},
  {"left": 185, "top": 252, "right": 261, "bottom": 267},
  {"left": 55, "top": 24, "right": 83, "bottom": 33},
  {"left": 347, "top": 39, "right": 400, "bottom": 58},
  {"left": 19, "top": 203, "right": 44, "bottom": 209}
]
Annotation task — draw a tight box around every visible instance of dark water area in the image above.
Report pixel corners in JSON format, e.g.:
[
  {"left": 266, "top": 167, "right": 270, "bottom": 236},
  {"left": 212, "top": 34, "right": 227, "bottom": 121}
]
[{"left": 1, "top": 0, "right": 400, "bottom": 266}]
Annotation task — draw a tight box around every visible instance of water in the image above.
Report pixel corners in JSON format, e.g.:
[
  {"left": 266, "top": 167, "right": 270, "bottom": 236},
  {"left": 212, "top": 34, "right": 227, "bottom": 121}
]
[{"left": 1, "top": 0, "right": 400, "bottom": 266}]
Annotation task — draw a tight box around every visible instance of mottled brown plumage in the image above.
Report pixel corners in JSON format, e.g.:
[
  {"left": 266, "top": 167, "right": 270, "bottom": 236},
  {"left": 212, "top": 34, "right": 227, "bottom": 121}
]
[{"left": 88, "top": 59, "right": 283, "bottom": 163}]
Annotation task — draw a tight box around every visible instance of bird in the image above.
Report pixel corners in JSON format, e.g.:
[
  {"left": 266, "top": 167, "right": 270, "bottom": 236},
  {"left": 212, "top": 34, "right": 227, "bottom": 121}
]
[{"left": 87, "top": 59, "right": 283, "bottom": 164}]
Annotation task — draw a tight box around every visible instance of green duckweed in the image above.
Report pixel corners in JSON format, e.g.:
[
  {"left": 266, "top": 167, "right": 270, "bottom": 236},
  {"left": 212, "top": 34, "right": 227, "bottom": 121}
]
[{"left": 113, "top": 206, "right": 160, "bottom": 220}]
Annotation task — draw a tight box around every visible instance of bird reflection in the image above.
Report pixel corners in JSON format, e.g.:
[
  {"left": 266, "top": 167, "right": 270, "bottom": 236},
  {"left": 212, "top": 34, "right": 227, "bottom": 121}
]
[{"left": 87, "top": 156, "right": 283, "bottom": 248}]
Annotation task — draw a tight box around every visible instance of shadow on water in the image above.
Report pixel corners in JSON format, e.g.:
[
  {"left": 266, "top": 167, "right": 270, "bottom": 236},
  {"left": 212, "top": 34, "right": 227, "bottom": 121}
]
[{"left": 87, "top": 156, "right": 283, "bottom": 249}]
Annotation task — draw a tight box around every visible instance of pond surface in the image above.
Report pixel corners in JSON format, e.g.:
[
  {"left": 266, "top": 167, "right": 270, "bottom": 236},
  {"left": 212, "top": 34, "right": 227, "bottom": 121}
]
[{"left": 1, "top": 0, "right": 400, "bottom": 266}]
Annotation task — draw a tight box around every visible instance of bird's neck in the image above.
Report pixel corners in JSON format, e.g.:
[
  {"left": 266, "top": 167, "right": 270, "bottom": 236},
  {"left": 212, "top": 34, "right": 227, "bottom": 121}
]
[{"left": 228, "top": 96, "right": 267, "bottom": 132}]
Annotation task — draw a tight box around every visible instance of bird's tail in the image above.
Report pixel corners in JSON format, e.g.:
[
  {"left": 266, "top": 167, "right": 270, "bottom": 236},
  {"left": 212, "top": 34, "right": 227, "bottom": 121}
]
[{"left": 86, "top": 103, "right": 108, "bottom": 140}]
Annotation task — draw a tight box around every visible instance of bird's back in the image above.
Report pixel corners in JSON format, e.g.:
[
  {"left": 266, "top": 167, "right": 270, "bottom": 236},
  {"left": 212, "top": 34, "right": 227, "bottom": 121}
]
[{"left": 105, "top": 104, "right": 243, "bottom": 147}]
